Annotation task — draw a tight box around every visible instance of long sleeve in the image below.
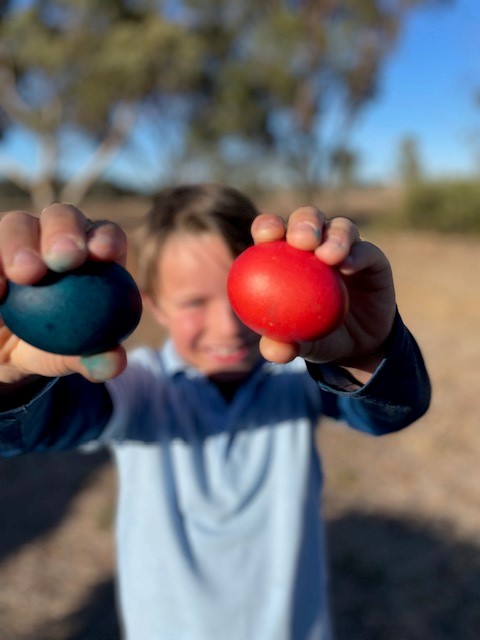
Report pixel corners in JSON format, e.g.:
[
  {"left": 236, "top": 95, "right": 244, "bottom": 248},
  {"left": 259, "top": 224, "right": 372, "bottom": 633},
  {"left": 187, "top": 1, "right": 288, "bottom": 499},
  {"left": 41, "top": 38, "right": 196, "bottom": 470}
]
[
  {"left": 307, "top": 311, "right": 431, "bottom": 435},
  {"left": 0, "top": 374, "right": 113, "bottom": 456},
  {"left": 0, "top": 313, "right": 430, "bottom": 456}
]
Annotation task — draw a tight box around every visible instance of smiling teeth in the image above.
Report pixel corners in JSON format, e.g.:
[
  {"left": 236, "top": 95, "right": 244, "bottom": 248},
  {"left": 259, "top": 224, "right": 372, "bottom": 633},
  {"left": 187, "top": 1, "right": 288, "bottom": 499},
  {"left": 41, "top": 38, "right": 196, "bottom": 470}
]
[{"left": 211, "top": 346, "right": 241, "bottom": 356}]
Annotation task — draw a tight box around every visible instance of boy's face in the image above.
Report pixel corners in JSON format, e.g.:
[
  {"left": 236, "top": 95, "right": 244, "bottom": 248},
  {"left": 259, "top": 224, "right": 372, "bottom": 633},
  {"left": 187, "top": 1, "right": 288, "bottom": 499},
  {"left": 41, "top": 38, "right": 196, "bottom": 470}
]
[{"left": 146, "top": 232, "right": 262, "bottom": 381}]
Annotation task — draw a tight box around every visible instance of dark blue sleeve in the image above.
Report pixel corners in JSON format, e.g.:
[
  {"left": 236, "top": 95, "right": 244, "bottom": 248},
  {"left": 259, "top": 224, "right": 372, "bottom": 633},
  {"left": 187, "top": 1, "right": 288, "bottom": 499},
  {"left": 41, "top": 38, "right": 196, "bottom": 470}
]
[
  {"left": 306, "top": 311, "right": 431, "bottom": 435},
  {"left": 0, "top": 375, "right": 113, "bottom": 456}
]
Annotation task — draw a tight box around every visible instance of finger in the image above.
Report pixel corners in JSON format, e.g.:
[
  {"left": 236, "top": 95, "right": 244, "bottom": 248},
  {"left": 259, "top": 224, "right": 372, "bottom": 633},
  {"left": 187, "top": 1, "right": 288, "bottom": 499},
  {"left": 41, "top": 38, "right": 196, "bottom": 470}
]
[
  {"left": 40, "top": 203, "right": 89, "bottom": 272},
  {"left": 251, "top": 214, "right": 286, "bottom": 244},
  {"left": 339, "top": 239, "right": 390, "bottom": 276},
  {"left": 78, "top": 347, "right": 128, "bottom": 382},
  {"left": 314, "top": 217, "right": 361, "bottom": 266},
  {"left": 87, "top": 220, "right": 128, "bottom": 266},
  {"left": 10, "top": 341, "right": 128, "bottom": 382},
  {"left": 286, "top": 206, "right": 326, "bottom": 251},
  {"left": 0, "top": 211, "right": 48, "bottom": 285},
  {"left": 259, "top": 335, "right": 300, "bottom": 364}
]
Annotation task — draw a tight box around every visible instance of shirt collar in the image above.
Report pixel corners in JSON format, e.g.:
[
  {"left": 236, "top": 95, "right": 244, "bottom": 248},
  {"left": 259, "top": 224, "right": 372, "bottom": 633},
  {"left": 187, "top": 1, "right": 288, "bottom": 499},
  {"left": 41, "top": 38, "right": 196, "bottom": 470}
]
[
  {"left": 160, "top": 339, "right": 272, "bottom": 381},
  {"left": 160, "top": 339, "right": 200, "bottom": 378}
]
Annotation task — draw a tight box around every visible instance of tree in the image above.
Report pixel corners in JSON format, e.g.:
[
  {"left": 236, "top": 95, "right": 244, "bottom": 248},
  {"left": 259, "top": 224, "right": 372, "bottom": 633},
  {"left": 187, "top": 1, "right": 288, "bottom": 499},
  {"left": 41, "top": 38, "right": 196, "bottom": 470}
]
[
  {"left": 0, "top": 0, "right": 452, "bottom": 210},
  {"left": 329, "top": 145, "right": 359, "bottom": 189},
  {"left": 397, "top": 136, "right": 423, "bottom": 186},
  {"left": 180, "top": 0, "right": 452, "bottom": 197},
  {"left": 0, "top": 0, "right": 205, "bottom": 209}
]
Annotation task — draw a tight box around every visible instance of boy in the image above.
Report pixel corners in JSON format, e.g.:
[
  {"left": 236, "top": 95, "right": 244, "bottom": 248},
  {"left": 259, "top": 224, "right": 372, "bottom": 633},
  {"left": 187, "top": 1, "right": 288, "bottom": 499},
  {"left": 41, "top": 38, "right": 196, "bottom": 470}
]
[{"left": 0, "top": 184, "right": 430, "bottom": 639}]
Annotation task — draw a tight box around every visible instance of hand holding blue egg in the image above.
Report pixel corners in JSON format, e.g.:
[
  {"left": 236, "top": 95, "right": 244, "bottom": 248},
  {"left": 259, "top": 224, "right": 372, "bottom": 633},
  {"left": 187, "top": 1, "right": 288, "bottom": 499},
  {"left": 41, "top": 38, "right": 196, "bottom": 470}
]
[{"left": 0, "top": 261, "right": 142, "bottom": 355}]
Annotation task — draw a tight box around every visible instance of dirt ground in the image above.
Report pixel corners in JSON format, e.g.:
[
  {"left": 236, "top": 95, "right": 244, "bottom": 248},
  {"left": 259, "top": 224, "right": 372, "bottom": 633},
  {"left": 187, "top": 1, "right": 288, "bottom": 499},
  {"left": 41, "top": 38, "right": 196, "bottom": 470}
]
[{"left": 1, "top": 198, "right": 480, "bottom": 639}]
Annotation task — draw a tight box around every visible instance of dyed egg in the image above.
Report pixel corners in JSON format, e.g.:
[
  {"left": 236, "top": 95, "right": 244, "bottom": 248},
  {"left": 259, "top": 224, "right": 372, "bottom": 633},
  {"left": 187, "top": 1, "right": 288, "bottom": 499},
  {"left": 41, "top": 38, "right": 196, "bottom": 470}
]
[
  {"left": 0, "top": 261, "right": 143, "bottom": 355},
  {"left": 227, "top": 240, "right": 348, "bottom": 342}
]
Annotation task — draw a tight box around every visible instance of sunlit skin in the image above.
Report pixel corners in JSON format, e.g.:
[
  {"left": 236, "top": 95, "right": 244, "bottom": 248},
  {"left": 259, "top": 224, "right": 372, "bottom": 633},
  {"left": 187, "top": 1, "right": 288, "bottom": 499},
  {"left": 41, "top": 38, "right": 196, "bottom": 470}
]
[
  {"left": 0, "top": 202, "right": 396, "bottom": 390},
  {"left": 144, "top": 233, "right": 262, "bottom": 383}
]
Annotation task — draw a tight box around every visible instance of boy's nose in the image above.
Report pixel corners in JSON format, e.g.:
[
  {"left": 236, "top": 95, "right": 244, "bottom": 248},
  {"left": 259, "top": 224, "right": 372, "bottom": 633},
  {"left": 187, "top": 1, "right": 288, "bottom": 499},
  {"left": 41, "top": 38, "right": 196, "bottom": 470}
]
[{"left": 212, "top": 300, "right": 243, "bottom": 336}]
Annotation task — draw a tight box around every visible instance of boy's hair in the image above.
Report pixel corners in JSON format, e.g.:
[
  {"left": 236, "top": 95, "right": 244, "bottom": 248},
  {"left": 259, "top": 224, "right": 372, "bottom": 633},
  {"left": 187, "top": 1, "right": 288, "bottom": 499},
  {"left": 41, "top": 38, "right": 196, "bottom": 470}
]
[{"left": 134, "top": 183, "right": 259, "bottom": 296}]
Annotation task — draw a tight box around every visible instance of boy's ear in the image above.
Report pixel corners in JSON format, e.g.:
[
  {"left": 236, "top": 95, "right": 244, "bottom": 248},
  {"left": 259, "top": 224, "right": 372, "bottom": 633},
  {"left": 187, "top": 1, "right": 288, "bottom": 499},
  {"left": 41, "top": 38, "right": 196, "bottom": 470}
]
[{"left": 141, "top": 293, "right": 168, "bottom": 327}]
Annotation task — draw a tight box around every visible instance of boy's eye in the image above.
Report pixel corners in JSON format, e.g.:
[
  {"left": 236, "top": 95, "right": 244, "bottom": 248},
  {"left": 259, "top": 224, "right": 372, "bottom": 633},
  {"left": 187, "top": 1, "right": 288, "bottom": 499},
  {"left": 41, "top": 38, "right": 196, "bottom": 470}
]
[{"left": 181, "top": 298, "right": 206, "bottom": 309}]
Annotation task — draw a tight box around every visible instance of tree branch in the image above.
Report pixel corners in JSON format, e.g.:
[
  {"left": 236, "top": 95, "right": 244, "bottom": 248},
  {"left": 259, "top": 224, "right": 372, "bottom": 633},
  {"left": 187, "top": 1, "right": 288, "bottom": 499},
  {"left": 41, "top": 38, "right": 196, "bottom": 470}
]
[{"left": 60, "top": 105, "right": 137, "bottom": 205}]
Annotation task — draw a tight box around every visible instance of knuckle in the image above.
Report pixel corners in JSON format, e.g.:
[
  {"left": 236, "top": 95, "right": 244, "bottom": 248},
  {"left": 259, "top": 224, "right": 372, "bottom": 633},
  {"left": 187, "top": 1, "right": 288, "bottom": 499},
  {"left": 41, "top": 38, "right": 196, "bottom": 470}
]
[
  {"left": 290, "top": 206, "right": 325, "bottom": 223},
  {"left": 40, "top": 203, "right": 85, "bottom": 226},
  {"left": 0, "top": 210, "right": 34, "bottom": 226}
]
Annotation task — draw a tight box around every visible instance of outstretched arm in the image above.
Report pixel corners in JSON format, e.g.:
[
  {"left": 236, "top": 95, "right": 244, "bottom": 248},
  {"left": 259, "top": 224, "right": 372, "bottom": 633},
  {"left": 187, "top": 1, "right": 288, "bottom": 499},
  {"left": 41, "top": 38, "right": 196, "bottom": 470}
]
[
  {"left": 0, "top": 203, "right": 128, "bottom": 389},
  {"left": 309, "top": 310, "right": 431, "bottom": 435},
  {"left": 250, "top": 207, "right": 430, "bottom": 432}
]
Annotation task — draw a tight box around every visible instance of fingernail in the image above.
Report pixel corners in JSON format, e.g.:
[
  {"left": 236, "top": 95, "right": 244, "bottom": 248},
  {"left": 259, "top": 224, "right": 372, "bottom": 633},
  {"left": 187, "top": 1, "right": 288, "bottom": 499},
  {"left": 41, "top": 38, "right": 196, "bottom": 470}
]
[
  {"left": 88, "top": 231, "right": 121, "bottom": 253},
  {"left": 329, "top": 239, "right": 348, "bottom": 251},
  {"left": 11, "top": 249, "right": 42, "bottom": 269},
  {"left": 45, "top": 237, "right": 87, "bottom": 272},
  {"left": 80, "top": 354, "right": 115, "bottom": 381},
  {"left": 291, "top": 222, "right": 321, "bottom": 240},
  {"left": 254, "top": 219, "right": 284, "bottom": 241}
]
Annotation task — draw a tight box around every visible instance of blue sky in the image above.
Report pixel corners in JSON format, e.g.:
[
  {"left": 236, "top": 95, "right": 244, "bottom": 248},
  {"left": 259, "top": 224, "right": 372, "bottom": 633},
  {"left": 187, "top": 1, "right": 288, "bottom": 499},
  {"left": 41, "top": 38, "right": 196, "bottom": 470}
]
[
  {"left": 351, "top": 0, "right": 480, "bottom": 182},
  {"left": 1, "top": 0, "right": 479, "bottom": 190}
]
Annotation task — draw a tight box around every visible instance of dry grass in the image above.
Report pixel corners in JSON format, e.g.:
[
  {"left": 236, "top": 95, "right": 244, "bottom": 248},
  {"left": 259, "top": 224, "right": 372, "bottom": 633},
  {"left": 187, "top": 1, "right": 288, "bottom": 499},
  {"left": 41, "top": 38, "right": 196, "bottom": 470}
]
[
  {"left": 1, "top": 196, "right": 480, "bottom": 639},
  {"left": 320, "top": 229, "right": 480, "bottom": 639}
]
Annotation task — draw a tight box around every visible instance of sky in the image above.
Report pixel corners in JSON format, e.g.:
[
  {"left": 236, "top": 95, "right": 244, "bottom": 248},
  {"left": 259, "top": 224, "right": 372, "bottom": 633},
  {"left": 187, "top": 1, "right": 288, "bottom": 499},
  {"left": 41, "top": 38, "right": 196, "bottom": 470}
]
[
  {"left": 1, "top": 0, "right": 479, "bottom": 191},
  {"left": 350, "top": 0, "right": 480, "bottom": 183}
]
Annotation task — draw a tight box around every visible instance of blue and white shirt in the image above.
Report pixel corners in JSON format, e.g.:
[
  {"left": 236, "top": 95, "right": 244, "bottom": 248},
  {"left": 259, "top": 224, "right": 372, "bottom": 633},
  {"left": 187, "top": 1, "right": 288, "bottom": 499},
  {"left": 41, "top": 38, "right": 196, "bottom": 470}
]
[{"left": 0, "top": 313, "right": 430, "bottom": 640}]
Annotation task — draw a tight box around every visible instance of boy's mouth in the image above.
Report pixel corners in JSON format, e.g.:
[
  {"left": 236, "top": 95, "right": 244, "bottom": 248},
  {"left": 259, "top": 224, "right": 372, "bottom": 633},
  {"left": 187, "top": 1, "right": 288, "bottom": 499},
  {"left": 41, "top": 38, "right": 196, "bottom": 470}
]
[{"left": 205, "top": 344, "right": 254, "bottom": 364}]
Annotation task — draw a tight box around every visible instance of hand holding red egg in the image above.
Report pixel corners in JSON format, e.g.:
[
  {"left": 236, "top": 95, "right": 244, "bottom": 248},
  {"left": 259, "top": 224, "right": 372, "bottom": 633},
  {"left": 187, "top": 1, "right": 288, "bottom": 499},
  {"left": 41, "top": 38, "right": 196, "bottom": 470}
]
[{"left": 230, "top": 207, "right": 397, "bottom": 383}]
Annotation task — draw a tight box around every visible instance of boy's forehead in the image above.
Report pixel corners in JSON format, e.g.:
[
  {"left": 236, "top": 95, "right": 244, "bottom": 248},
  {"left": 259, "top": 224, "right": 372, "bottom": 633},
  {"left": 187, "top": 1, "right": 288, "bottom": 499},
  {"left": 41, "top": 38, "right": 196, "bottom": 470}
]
[
  {"left": 154, "top": 232, "right": 234, "bottom": 284},
  {"left": 161, "top": 231, "right": 233, "bottom": 261}
]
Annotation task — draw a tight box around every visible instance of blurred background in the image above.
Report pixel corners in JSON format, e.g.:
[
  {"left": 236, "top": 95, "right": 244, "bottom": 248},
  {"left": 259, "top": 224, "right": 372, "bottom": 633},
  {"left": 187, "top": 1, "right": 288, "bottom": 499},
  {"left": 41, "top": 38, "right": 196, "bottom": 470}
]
[{"left": 1, "top": 0, "right": 480, "bottom": 638}]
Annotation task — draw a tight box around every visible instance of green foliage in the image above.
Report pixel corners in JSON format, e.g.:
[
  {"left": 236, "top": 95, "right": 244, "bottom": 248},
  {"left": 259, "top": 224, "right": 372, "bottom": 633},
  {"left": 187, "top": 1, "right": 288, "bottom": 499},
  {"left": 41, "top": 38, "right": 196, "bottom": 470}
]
[
  {"left": 329, "top": 145, "right": 359, "bottom": 188},
  {"left": 397, "top": 136, "right": 423, "bottom": 186},
  {"left": 1, "top": 4, "right": 205, "bottom": 132},
  {"left": 0, "top": 0, "right": 454, "bottom": 208},
  {"left": 398, "top": 179, "right": 480, "bottom": 234}
]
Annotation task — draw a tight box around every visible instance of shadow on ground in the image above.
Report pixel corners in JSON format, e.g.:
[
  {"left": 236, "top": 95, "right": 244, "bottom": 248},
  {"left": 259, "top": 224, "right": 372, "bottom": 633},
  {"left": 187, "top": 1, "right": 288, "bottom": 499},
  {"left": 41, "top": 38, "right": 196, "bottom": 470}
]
[
  {"left": 26, "top": 579, "right": 121, "bottom": 640},
  {"left": 2, "top": 452, "right": 480, "bottom": 639},
  {"left": 0, "top": 449, "right": 110, "bottom": 561},
  {"left": 328, "top": 513, "right": 480, "bottom": 640},
  {"left": 21, "top": 510, "right": 480, "bottom": 640},
  {"left": 0, "top": 450, "right": 122, "bottom": 639}
]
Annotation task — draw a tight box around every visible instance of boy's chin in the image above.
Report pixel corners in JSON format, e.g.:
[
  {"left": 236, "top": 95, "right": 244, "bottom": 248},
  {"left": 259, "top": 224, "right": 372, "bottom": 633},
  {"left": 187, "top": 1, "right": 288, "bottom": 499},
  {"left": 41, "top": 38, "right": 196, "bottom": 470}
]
[
  {"left": 208, "top": 371, "right": 251, "bottom": 386},
  {"left": 207, "top": 361, "right": 261, "bottom": 384}
]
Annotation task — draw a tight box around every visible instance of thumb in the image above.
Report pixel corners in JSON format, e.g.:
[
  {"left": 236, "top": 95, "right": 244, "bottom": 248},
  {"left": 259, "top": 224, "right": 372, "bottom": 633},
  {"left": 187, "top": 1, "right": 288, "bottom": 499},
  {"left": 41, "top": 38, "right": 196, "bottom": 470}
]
[
  {"left": 259, "top": 336, "right": 300, "bottom": 364},
  {"left": 10, "top": 342, "right": 127, "bottom": 382},
  {"left": 78, "top": 348, "right": 128, "bottom": 382}
]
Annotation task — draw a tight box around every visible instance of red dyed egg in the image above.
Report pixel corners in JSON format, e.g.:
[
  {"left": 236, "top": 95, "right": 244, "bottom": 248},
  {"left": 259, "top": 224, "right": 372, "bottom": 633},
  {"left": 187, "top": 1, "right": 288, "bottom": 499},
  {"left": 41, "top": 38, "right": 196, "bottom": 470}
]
[{"left": 227, "top": 241, "right": 348, "bottom": 342}]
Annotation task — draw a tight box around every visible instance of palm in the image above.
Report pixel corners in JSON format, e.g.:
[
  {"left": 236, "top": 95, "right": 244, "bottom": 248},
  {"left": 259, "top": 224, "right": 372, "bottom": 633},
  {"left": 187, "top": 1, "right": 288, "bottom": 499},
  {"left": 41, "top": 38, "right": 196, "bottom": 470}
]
[
  {"left": 303, "top": 241, "right": 396, "bottom": 364},
  {"left": 0, "top": 325, "right": 72, "bottom": 380}
]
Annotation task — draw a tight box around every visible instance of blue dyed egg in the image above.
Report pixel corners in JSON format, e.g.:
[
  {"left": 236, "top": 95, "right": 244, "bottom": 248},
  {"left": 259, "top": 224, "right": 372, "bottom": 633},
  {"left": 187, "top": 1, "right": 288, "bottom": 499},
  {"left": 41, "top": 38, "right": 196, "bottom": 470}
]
[{"left": 0, "top": 262, "right": 143, "bottom": 355}]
